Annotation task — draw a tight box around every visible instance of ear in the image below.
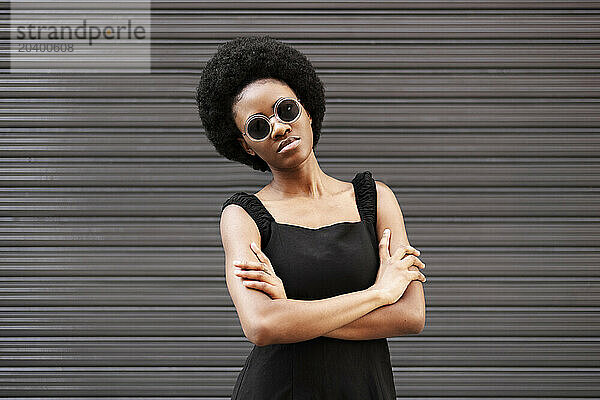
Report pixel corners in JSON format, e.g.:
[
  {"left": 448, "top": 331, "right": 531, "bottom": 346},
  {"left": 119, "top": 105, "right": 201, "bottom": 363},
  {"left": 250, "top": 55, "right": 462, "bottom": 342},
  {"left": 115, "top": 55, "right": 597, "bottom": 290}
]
[{"left": 237, "top": 137, "right": 256, "bottom": 156}]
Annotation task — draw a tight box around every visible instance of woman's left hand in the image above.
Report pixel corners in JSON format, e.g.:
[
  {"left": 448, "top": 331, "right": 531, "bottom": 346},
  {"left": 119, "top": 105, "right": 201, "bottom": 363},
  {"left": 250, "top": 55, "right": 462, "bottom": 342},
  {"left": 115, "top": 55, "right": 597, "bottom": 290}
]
[{"left": 233, "top": 242, "right": 287, "bottom": 300}]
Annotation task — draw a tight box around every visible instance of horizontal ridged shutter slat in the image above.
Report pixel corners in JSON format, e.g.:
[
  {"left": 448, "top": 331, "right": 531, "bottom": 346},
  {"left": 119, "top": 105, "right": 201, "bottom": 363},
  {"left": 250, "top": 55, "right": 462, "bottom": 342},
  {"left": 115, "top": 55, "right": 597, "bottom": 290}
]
[{"left": 2, "top": 1, "right": 599, "bottom": 398}]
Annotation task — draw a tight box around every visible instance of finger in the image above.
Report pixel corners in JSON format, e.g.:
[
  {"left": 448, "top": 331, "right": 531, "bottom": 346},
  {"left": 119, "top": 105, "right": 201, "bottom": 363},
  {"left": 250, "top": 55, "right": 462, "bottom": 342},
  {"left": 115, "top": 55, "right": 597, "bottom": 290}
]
[
  {"left": 393, "top": 244, "right": 420, "bottom": 260},
  {"left": 235, "top": 268, "right": 274, "bottom": 282},
  {"left": 402, "top": 245, "right": 420, "bottom": 257},
  {"left": 233, "top": 260, "right": 264, "bottom": 269},
  {"left": 379, "top": 228, "right": 391, "bottom": 260},
  {"left": 409, "top": 270, "right": 427, "bottom": 282},
  {"left": 402, "top": 254, "right": 425, "bottom": 270},
  {"left": 407, "top": 255, "right": 425, "bottom": 269},
  {"left": 233, "top": 260, "right": 272, "bottom": 276},
  {"left": 242, "top": 279, "right": 277, "bottom": 295},
  {"left": 250, "top": 242, "right": 270, "bottom": 265},
  {"left": 250, "top": 242, "right": 275, "bottom": 273}
]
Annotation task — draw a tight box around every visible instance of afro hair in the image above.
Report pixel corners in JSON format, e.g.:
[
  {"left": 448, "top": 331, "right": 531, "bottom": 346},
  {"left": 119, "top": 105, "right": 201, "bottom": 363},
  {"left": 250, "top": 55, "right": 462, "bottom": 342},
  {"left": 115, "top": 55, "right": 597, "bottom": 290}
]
[{"left": 194, "top": 35, "right": 326, "bottom": 172}]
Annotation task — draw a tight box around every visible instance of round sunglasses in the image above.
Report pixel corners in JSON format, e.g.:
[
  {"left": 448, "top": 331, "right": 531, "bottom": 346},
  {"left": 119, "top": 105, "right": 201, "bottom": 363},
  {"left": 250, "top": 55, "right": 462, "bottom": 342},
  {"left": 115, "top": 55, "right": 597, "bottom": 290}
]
[{"left": 242, "top": 97, "right": 302, "bottom": 141}]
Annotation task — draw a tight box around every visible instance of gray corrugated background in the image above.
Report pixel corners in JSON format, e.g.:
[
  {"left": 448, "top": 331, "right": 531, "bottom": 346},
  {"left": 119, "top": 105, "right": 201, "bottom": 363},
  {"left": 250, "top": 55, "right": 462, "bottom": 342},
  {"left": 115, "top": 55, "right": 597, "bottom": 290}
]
[{"left": 1, "top": 1, "right": 600, "bottom": 398}]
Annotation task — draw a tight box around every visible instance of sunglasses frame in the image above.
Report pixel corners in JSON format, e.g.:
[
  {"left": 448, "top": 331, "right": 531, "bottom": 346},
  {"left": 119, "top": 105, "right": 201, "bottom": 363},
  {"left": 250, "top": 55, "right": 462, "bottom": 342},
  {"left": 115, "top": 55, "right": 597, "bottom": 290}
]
[{"left": 242, "top": 97, "right": 302, "bottom": 142}]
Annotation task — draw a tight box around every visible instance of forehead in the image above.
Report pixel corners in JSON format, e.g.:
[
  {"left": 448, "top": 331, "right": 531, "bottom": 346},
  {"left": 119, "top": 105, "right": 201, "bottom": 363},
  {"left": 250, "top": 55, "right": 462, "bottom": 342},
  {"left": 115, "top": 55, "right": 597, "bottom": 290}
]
[{"left": 234, "top": 79, "right": 297, "bottom": 116}]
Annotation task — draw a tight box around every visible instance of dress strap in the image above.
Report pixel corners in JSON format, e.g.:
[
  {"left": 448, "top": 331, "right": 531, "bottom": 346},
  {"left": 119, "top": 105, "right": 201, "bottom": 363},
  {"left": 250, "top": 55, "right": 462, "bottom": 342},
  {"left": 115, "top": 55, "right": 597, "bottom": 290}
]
[
  {"left": 352, "top": 170, "right": 377, "bottom": 228},
  {"left": 221, "top": 192, "right": 274, "bottom": 246}
]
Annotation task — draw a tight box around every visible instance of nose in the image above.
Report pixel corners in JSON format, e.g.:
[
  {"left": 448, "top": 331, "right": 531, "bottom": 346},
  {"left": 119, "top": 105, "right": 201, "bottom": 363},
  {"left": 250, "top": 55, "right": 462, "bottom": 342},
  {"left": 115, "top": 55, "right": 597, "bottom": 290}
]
[{"left": 269, "top": 116, "right": 291, "bottom": 139}]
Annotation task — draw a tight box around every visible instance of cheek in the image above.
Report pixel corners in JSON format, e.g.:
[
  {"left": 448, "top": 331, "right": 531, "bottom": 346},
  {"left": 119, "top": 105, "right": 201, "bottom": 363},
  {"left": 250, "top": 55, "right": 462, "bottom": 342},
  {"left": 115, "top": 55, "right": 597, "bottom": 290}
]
[{"left": 302, "top": 118, "right": 314, "bottom": 146}]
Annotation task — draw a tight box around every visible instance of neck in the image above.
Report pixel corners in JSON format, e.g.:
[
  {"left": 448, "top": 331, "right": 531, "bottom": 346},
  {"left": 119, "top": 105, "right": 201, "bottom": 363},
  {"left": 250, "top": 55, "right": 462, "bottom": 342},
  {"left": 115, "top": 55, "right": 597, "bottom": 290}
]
[{"left": 266, "top": 153, "right": 332, "bottom": 199}]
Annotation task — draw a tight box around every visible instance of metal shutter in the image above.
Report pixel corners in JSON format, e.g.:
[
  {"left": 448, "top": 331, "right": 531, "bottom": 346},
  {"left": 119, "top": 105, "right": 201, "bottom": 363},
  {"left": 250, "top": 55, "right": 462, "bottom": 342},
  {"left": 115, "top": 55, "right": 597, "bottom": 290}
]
[{"left": 1, "top": 1, "right": 599, "bottom": 398}]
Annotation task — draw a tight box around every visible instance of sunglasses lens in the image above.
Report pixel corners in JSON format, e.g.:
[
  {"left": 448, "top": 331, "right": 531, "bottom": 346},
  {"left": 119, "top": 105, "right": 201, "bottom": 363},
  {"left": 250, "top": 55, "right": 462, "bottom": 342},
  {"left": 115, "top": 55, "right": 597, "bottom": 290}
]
[
  {"left": 247, "top": 117, "right": 270, "bottom": 140},
  {"left": 276, "top": 99, "right": 300, "bottom": 122}
]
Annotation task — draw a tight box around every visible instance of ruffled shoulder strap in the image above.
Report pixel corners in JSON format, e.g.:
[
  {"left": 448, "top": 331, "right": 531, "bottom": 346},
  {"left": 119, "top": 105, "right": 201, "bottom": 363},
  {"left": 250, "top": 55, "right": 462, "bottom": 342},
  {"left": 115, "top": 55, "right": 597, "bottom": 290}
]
[
  {"left": 221, "top": 192, "right": 274, "bottom": 246},
  {"left": 352, "top": 170, "right": 377, "bottom": 228}
]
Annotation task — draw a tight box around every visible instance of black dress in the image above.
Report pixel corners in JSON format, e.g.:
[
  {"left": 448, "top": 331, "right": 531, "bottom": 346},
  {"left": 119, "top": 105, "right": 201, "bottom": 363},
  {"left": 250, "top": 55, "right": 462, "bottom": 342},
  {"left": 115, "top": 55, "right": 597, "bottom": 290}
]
[{"left": 221, "top": 170, "right": 396, "bottom": 400}]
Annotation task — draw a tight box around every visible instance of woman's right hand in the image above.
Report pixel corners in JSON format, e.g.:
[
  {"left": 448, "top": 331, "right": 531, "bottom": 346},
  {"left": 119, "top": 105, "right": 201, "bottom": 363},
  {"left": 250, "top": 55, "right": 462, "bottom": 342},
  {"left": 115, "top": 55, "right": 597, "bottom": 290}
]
[{"left": 370, "top": 228, "right": 426, "bottom": 305}]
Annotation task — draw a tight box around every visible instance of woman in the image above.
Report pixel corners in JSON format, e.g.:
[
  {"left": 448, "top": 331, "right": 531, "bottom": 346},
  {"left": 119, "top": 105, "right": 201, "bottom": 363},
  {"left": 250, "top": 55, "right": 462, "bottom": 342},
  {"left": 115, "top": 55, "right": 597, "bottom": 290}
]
[{"left": 195, "top": 35, "right": 426, "bottom": 400}]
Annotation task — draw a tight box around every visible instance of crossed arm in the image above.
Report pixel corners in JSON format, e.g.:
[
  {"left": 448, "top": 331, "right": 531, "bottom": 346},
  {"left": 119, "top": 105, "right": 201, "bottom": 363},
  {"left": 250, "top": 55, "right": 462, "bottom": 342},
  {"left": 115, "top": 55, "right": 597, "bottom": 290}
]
[
  {"left": 320, "top": 181, "right": 426, "bottom": 340},
  {"left": 224, "top": 181, "right": 426, "bottom": 344},
  {"left": 321, "top": 281, "right": 424, "bottom": 339}
]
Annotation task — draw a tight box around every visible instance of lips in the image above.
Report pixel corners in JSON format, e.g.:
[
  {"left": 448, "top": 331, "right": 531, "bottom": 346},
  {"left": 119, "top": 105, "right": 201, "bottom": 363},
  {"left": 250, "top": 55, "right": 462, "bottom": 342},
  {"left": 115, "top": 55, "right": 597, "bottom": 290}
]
[{"left": 277, "top": 137, "right": 299, "bottom": 152}]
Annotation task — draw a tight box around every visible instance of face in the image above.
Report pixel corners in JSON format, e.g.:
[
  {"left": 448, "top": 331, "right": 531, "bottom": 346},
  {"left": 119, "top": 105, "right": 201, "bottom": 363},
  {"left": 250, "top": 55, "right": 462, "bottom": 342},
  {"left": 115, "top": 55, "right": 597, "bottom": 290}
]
[{"left": 232, "top": 78, "right": 313, "bottom": 168}]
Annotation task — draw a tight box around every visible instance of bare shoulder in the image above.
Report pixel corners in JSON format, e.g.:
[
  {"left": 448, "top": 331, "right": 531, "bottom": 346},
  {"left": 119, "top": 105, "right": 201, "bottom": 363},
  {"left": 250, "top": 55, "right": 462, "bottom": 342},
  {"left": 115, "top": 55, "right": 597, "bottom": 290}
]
[
  {"left": 375, "top": 180, "right": 394, "bottom": 196},
  {"left": 374, "top": 180, "right": 401, "bottom": 213},
  {"left": 220, "top": 201, "right": 261, "bottom": 247},
  {"left": 374, "top": 180, "right": 409, "bottom": 244}
]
